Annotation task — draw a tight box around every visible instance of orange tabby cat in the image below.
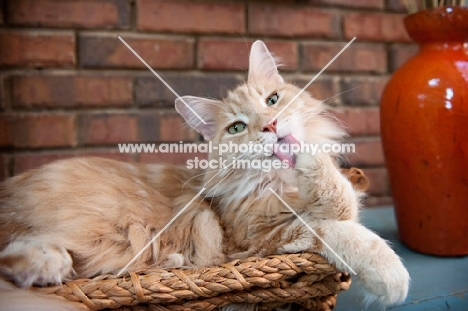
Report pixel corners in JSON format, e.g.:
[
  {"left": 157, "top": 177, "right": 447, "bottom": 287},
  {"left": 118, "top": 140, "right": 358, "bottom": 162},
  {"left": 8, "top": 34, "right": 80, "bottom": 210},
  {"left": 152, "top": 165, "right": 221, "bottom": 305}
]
[{"left": 0, "top": 41, "right": 409, "bottom": 310}]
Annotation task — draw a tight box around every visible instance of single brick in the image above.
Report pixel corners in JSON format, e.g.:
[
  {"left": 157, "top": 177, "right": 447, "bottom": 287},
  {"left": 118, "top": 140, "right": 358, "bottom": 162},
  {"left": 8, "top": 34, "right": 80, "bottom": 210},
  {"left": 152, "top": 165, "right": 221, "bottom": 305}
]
[
  {"left": 73, "top": 76, "right": 132, "bottom": 107},
  {"left": 301, "top": 42, "right": 387, "bottom": 73},
  {"left": 78, "top": 113, "right": 140, "bottom": 145},
  {"left": 0, "top": 30, "right": 75, "bottom": 67},
  {"left": 0, "top": 114, "right": 13, "bottom": 146},
  {"left": 137, "top": 112, "right": 161, "bottom": 142},
  {"left": 307, "top": 0, "right": 384, "bottom": 9},
  {"left": 7, "top": 0, "right": 130, "bottom": 28},
  {"left": 290, "top": 75, "right": 340, "bottom": 104},
  {"left": 198, "top": 39, "right": 297, "bottom": 71},
  {"left": 248, "top": 4, "right": 339, "bottom": 38},
  {"left": 137, "top": 0, "right": 245, "bottom": 34},
  {"left": 340, "top": 76, "right": 389, "bottom": 106},
  {"left": 13, "top": 150, "right": 135, "bottom": 175},
  {"left": 12, "top": 75, "right": 133, "bottom": 108},
  {"left": 346, "top": 138, "right": 385, "bottom": 167},
  {"left": 79, "top": 34, "right": 194, "bottom": 69},
  {"left": 390, "top": 44, "right": 418, "bottom": 71},
  {"left": 343, "top": 13, "right": 410, "bottom": 42},
  {"left": 135, "top": 73, "right": 242, "bottom": 108},
  {"left": 331, "top": 107, "right": 380, "bottom": 136},
  {"left": 1, "top": 113, "right": 76, "bottom": 148}
]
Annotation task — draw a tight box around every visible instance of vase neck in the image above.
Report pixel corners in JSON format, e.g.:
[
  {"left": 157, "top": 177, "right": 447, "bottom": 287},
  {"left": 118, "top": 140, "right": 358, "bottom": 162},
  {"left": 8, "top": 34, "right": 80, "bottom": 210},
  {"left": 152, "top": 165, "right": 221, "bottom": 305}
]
[{"left": 404, "top": 7, "right": 468, "bottom": 43}]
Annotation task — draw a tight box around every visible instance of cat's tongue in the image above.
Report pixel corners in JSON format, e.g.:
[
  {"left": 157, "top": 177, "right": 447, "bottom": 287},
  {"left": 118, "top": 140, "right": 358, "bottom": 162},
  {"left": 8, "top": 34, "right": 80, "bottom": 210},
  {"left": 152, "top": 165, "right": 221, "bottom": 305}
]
[{"left": 273, "top": 134, "right": 300, "bottom": 168}]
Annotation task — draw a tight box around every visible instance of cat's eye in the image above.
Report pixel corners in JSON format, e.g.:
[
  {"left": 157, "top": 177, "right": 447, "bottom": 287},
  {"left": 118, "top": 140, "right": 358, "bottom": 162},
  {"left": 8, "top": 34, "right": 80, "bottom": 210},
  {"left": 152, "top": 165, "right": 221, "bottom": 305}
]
[
  {"left": 227, "top": 122, "right": 247, "bottom": 134},
  {"left": 267, "top": 93, "right": 279, "bottom": 106}
]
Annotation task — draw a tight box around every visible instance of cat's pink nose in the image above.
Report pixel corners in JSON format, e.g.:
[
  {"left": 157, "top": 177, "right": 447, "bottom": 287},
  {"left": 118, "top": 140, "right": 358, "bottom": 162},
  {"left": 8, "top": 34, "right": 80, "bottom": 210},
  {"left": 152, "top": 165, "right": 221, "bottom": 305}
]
[{"left": 263, "top": 120, "right": 277, "bottom": 133}]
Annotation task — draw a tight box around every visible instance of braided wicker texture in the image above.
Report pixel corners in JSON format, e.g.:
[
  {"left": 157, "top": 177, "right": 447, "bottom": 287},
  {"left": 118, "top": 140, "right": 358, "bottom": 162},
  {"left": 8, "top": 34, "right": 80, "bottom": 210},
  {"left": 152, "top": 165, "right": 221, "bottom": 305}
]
[{"left": 35, "top": 253, "right": 351, "bottom": 311}]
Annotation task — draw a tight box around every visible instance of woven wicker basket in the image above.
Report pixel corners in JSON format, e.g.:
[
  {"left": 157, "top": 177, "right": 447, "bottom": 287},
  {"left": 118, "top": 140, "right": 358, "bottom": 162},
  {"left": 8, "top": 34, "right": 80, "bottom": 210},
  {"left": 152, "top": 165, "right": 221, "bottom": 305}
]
[{"left": 35, "top": 253, "right": 351, "bottom": 311}]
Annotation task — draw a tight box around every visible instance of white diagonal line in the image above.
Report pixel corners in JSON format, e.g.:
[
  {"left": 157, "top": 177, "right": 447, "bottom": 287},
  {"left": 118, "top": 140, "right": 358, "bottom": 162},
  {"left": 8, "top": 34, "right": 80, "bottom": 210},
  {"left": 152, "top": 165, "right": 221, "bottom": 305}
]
[
  {"left": 269, "top": 37, "right": 356, "bottom": 124},
  {"left": 118, "top": 36, "right": 206, "bottom": 125},
  {"left": 117, "top": 187, "right": 206, "bottom": 276},
  {"left": 268, "top": 188, "right": 357, "bottom": 275}
]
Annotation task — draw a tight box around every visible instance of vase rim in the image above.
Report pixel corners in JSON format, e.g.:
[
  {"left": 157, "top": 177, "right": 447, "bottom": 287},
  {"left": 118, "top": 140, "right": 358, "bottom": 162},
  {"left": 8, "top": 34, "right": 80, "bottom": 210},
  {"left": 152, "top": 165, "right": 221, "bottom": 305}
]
[{"left": 404, "top": 6, "right": 468, "bottom": 43}]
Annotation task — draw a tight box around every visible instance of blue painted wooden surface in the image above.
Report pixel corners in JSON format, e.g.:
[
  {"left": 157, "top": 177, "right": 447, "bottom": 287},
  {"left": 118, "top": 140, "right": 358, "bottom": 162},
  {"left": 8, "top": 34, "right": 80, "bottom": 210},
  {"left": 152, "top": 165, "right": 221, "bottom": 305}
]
[{"left": 335, "top": 207, "right": 468, "bottom": 311}]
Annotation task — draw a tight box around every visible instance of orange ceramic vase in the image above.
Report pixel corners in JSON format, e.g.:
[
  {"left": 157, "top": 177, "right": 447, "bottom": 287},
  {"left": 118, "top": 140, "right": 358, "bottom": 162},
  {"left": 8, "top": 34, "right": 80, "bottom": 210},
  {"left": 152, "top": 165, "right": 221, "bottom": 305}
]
[{"left": 381, "top": 6, "right": 468, "bottom": 256}]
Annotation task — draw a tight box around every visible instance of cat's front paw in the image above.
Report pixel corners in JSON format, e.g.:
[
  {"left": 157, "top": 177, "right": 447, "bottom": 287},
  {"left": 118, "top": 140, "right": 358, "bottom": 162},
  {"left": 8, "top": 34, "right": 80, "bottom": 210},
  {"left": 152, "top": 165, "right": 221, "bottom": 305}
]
[
  {"left": 0, "top": 240, "right": 74, "bottom": 288},
  {"left": 359, "top": 251, "right": 410, "bottom": 306}
]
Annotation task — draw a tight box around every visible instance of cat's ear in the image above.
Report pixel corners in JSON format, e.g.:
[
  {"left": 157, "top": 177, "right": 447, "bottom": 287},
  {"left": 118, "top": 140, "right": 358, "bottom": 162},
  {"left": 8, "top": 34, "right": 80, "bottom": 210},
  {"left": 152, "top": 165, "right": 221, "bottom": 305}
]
[
  {"left": 175, "top": 96, "right": 219, "bottom": 141},
  {"left": 248, "top": 40, "right": 284, "bottom": 85}
]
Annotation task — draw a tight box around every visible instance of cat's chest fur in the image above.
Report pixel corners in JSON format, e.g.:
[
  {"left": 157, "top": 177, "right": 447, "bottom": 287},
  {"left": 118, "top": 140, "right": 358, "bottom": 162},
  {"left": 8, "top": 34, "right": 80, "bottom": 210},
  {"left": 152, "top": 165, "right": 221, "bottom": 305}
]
[{"left": 208, "top": 178, "right": 309, "bottom": 258}]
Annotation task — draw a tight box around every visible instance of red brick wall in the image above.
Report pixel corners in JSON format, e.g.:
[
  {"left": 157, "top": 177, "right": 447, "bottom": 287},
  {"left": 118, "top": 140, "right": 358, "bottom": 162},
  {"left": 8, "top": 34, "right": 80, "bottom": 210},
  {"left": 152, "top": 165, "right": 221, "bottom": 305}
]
[{"left": 0, "top": 0, "right": 417, "bottom": 207}]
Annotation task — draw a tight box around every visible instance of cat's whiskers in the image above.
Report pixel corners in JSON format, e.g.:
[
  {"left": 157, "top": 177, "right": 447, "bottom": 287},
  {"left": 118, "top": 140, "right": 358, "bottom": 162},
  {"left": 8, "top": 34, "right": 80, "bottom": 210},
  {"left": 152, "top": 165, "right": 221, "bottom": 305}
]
[
  {"left": 321, "top": 85, "right": 361, "bottom": 105},
  {"left": 244, "top": 155, "right": 255, "bottom": 194},
  {"left": 294, "top": 111, "right": 321, "bottom": 122},
  {"left": 237, "top": 152, "right": 261, "bottom": 197},
  {"left": 293, "top": 86, "right": 362, "bottom": 127},
  {"left": 208, "top": 159, "right": 237, "bottom": 191},
  {"left": 202, "top": 156, "right": 241, "bottom": 192},
  {"left": 255, "top": 153, "right": 267, "bottom": 198},
  {"left": 203, "top": 150, "right": 272, "bottom": 199},
  {"left": 237, "top": 152, "right": 264, "bottom": 177},
  {"left": 181, "top": 166, "right": 226, "bottom": 192},
  {"left": 202, "top": 152, "right": 254, "bottom": 189},
  {"left": 206, "top": 168, "right": 235, "bottom": 202}
]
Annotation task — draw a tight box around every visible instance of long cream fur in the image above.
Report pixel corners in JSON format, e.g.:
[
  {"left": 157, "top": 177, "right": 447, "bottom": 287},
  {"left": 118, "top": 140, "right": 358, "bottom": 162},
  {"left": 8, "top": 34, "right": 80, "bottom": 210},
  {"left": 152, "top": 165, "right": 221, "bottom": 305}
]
[{"left": 0, "top": 41, "right": 409, "bottom": 310}]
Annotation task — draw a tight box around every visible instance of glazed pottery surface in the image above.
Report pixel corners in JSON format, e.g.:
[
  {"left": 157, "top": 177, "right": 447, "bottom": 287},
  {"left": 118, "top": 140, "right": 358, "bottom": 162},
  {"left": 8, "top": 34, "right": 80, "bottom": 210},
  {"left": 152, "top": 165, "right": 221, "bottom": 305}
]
[{"left": 380, "top": 7, "right": 468, "bottom": 255}]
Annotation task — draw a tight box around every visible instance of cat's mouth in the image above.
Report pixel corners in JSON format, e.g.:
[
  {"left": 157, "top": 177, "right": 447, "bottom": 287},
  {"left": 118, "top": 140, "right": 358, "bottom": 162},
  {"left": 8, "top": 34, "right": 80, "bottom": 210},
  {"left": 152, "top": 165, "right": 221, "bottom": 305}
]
[{"left": 273, "top": 134, "right": 300, "bottom": 168}]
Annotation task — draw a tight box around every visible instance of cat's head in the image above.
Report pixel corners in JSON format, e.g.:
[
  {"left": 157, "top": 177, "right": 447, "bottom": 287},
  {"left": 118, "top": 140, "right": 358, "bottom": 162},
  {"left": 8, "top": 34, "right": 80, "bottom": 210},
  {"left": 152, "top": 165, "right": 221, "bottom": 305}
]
[{"left": 175, "top": 41, "right": 345, "bottom": 195}]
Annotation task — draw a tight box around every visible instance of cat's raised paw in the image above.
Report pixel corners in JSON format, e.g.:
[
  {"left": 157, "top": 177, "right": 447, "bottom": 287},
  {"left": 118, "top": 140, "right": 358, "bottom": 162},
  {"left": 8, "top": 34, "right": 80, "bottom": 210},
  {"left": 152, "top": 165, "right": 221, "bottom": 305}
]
[{"left": 0, "top": 240, "right": 74, "bottom": 288}]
